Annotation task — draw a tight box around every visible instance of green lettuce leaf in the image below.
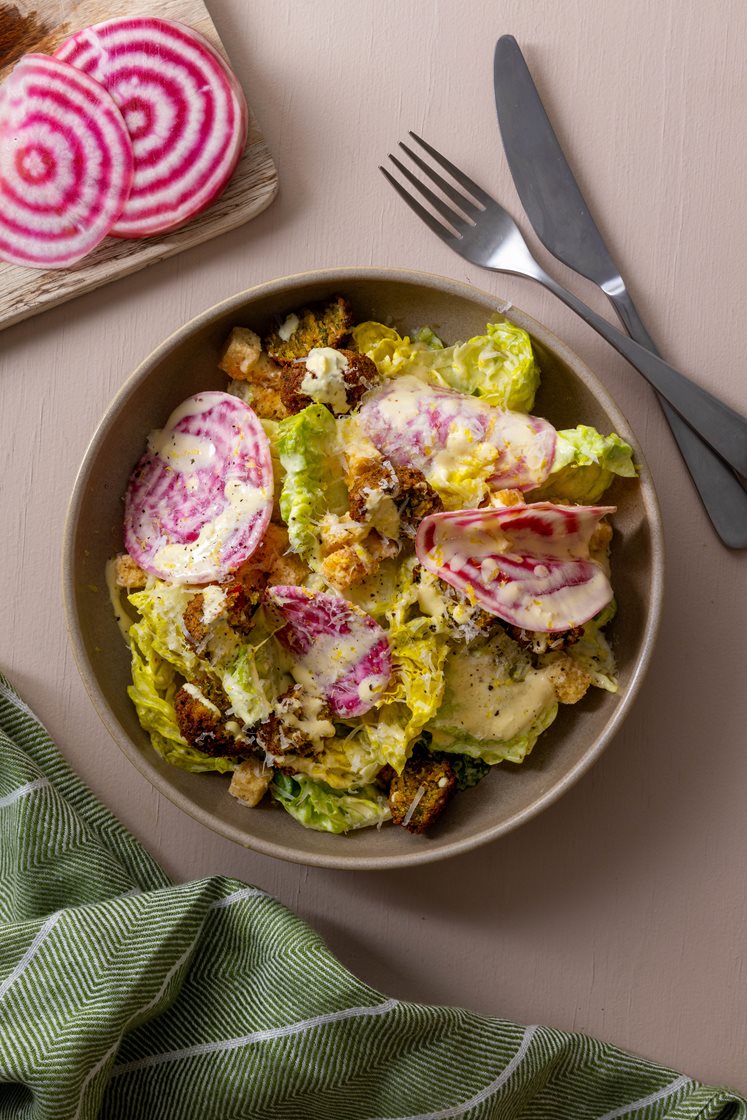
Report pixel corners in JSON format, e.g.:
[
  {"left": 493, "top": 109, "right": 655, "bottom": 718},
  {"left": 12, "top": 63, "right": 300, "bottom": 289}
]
[
  {"left": 532, "top": 425, "right": 636, "bottom": 503},
  {"left": 276, "top": 404, "right": 348, "bottom": 560},
  {"left": 562, "top": 600, "right": 618, "bottom": 692},
  {"left": 351, "top": 319, "right": 539, "bottom": 411},
  {"left": 270, "top": 773, "right": 391, "bottom": 833},
  {"left": 429, "top": 702, "right": 559, "bottom": 766},
  {"left": 127, "top": 621, "right": 237, "bottom": 774}
]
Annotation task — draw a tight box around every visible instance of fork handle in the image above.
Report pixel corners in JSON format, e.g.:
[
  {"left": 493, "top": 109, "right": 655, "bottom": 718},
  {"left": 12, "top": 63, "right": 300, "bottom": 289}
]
[
  {"left": 532, "top": 271, "right": 747, "bottom": 479},
  {"left": 604, "top": 285, "right": 747, "bottom": 548}
]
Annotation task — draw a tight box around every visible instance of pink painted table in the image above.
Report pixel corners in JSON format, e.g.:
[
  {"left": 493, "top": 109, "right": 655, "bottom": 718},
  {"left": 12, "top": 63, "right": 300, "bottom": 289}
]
[{"left": 1, "top": 0, "right": 745, "bottom": 1093}]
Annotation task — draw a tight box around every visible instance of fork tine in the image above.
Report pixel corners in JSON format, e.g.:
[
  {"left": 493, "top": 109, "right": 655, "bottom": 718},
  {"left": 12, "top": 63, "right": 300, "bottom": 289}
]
[
  {"left": 408, "top": 132, "right": 494, "bottom": 208},
  {"left": 379, "top": 165, "right": 459, "bottom": 244},
  {"left": 398, "top": 141, "right": 482, "bottom": 219},
  {"left": 388, "top": 154, "right": 468, "bottom": 234}
]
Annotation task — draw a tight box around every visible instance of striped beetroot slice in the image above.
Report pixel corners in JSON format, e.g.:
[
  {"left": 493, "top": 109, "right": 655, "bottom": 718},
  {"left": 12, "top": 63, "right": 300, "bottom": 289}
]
[
  {"left": 416, "top": 503, "right": 615, "bottom": 632},
  {"left": 0, "top": 54, "right": 134, "bottom": 269},
  {"left": 55, "top": 17, "right": 248, "bottom": 238},
  {"left": 124, "top": 392, "right": 273, "bottom": 585}
]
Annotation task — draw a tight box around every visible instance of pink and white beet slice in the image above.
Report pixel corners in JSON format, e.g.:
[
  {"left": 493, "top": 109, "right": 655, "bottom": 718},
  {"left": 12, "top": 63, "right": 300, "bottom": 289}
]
[
  {"left": 358, "top": 375, "right": 556, "bottom": 494},
  {"left": 416, "top": 503, "right": 615, "bottom": 632},
  {"left": 264, "top": 586, "right": 392, "bottom": 718},
  {"left": 55, "top": 16, "right": 248, "bottom": 238},
  {"left": 0, "top": 53, "right": 134, "bottom": 269},
  {"left": 124, "top": 392, "right": 273, "bottom": 585}
]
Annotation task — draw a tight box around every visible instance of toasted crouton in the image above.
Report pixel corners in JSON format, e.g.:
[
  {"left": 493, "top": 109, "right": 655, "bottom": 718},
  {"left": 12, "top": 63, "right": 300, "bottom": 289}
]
[
  {"left": 218, "top": 327, "right": 287, "bottom": 420},
  {"left": 234, "top": 524, "right": 310, "bottom": 596},
  {"left": 114, "top": 553, "right": 148, "bottom": 589},
  {"left": 265, "top": 296, "right": 354, "bottom": 362},
  {"left": 389, "top": 752, "right": 457, "bottom": 833},
  {"left": 546, "top": 655, "right": 593, "bottom": 704},
  {"left": 321, "top": 531, "right": 398, "bottom": 591},
  {"left": 280, "top": 349, "right": 380, "bottom": 416},
  {"left": 229, "top": 758, "right": 272, "bottom": 808}
]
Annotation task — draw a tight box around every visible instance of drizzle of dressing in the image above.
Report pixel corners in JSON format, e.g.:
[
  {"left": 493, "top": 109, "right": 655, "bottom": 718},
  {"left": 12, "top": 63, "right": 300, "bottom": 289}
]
[
  {"left": 147, "top": 395, "right": 219, "bottom": 473},
  {"left": 104, "top": 558, "right": 135, "bottom": 645},
  {"left": 153, "top": 480, "right": 269, "bottom": 576},
  {"left": 278, "top": 313, "right": 299, "bottom": 341},
  {"left": 300, "top": 348, "right": 350, "bottom": 413}
]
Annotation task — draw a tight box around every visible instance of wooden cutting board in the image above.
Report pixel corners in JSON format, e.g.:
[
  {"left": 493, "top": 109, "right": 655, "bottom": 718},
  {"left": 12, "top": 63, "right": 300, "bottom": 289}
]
[{"left": 0, "top": 0, "right": 279, "bottom": 330}]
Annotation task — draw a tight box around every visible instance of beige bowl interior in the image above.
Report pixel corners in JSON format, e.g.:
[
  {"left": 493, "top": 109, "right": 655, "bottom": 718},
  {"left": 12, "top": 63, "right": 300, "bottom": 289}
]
[{"left": 63, "top": 268, "right": 663, "bottom": 870}]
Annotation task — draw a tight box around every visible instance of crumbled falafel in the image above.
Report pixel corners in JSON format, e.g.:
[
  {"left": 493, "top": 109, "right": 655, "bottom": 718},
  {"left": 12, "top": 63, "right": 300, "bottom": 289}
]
[
  {"left": 279, "top": 349, "right": 379, "bottom": 416},
  {"left": 507, "top": 624, "right": 583, "bottom": 656},
  {"left": 174, "top": 685, "right": 246, "bottom": 758},
  {"left": 255, "top": 686, "right": 333, "bottom": 759},
  {"left": 389, "top": 752, "right": 457, "bottom": 833},
  {"left": 182, "top": 583, "right": 254, "bottom": 651},
  {"left": 347, "top": 459, "right": 443, "bottom": 538},
  {"left": 265, "top": 296, "right": 354, "bottom": 362}
]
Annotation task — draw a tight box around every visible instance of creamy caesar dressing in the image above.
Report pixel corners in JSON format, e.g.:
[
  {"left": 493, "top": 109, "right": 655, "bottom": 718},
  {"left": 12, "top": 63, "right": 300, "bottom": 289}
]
[
  {"left": 147, "top": 429, "right": 216, "bottom": 472},
  {"left": 300, "top": 348, "right": 350, "bottom": 413},
  {"left": 200, "top": 584, "right": 227, "bottom": 625},
  {"left": 104, "top": 558, "right": 137, "bottom": 644},
  {"left": 153, "top": 481, "right": 269, "bottom": 577},
  {"left": 438, "top": 645, "right": 555, "bottom": 743},
  {"left": 278, "top": 313, "right": 299, "bottom": 341},
  {"left": 289, "top": 626, "right": 382, "bottom": 692},
  {"left": 280, "top": 691, "right": 335, "bottom": 742}
]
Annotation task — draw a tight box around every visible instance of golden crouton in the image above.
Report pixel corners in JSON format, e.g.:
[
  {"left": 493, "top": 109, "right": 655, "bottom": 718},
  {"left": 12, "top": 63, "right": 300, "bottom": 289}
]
[
  {"left": 492, "top": 488, "right": 525, "bottom": 507},
  {"left": 265, "top": 296, "right": 354, "bottom": 362},
  {"left": 229, "top": 758, "right": 272, "bottom": 808},
  {"left": 234, "top": 524, "right": 309, "bottom": 596},
  {"left": 321, "top": 531, "right": 398, "bottom": 591},
  {"left": 280, "top": 349, "right": 379, "bottom": 416},
  {"left": 114, "top": 553, "right": 148, "bottom": 589},
  {"left": 389, "top": 752, "right": 457, "bottom": 833},
  {"left": 218, "top": 327, "right": 287, "bottom": 421},
  {"left": 546, "top": 655, "right": 593, "bottom": 704}
]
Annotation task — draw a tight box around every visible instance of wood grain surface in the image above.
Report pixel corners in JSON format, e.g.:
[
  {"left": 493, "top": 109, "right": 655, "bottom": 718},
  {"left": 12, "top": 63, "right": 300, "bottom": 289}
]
[
  {"left": 1, "top": 0, "right": 746, "bottom": 1095},
  {"left": 0, "top": 0, "right": 278, "bottom": 329}
]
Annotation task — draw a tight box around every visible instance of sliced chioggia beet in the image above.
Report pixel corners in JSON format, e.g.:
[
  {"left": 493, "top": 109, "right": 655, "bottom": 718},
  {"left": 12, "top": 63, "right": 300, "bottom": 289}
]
[
  {"left": 264, "top": 586, "right": 392, "bottom": 717},
  {"left": 0, "top": 53, "right": 134, "bottom": 269},
  {"left": 416, "top": 503, "right": 615, "bottom": 632},
  {"left": 124, "top": 392, "right": 273, "bottom": 584},
  {"left": 55, "top": 16, "right": 248, "bottom": 238},
  {"left": 358, "top": 375, "right": 556, "bottom": 496}
]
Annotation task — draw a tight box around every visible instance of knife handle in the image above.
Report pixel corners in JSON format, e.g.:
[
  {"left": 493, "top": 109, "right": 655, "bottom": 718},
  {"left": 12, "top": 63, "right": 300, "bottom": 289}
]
[
  {"left": 604, "top": 285, "right": 747, "bottom": 548},
  {"left": 531, "top": 270, "right": 747, "bottom": 481}
]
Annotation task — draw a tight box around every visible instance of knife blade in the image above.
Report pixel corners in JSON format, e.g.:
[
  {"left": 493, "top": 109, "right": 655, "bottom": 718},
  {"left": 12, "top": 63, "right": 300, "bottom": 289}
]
[{"left": 493, "top": 33, "right": 747, "bottom": 549}]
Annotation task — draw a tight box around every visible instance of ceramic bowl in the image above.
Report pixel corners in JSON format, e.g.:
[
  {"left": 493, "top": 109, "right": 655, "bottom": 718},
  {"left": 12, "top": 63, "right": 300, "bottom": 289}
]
[{"left": 63, "top": 268, "right": 663, "bottom": 870}]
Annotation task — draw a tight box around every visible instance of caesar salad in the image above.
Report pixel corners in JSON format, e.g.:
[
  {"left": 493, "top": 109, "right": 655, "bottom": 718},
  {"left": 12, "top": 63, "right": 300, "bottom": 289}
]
[{"left": 108, "top": 295, "right": 635, "bottom": 836}]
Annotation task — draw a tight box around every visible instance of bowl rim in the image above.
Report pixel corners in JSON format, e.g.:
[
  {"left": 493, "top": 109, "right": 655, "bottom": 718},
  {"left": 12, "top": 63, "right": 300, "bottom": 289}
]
[{"left": 62, "top": 266, "right": 665, "bottom": 870}]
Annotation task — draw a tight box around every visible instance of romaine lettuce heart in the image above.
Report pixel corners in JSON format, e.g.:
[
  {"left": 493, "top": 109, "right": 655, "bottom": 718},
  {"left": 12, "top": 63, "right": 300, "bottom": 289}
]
[
  {"left": 416, "top": 503, "right": 615, "bottom": 632},
  {"left": 264, "top": 586, "right": 392, "bottom": 717}
]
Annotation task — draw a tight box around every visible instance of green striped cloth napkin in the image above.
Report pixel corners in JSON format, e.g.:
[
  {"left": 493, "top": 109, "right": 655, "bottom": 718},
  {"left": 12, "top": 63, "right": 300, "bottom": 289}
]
[{"left": 0, "top": 673, "right": 743, "bottom": 1120}]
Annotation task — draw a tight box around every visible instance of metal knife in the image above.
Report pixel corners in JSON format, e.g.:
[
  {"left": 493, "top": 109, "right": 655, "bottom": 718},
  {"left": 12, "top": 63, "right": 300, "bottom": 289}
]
[{"left": 493, "top": 34, "right": 747, "bottom": 549}]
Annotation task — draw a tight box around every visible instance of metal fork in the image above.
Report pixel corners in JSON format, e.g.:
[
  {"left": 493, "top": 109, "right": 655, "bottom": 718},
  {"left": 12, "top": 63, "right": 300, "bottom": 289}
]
[{"left": 381, "top": 133, "right": 747, "bottom": 479}]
